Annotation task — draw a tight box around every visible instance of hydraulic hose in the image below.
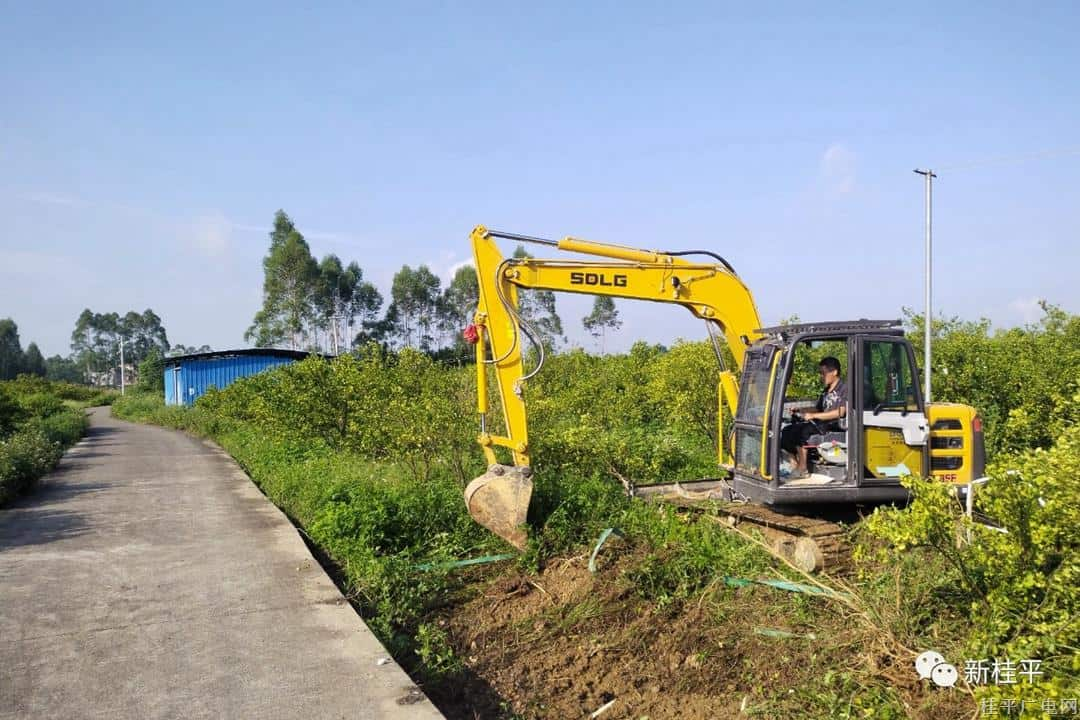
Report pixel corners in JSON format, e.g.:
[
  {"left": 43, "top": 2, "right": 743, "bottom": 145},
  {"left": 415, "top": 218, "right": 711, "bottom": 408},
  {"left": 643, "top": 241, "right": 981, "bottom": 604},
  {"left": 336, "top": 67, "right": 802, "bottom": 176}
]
[{"left": 659, "top": 250, "right": 738, "bottom": 275}]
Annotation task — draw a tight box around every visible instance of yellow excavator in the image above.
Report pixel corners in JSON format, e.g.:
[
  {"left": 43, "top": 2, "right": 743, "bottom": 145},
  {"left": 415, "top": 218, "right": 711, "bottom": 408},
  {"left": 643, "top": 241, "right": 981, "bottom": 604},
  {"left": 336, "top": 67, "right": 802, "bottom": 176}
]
[{"left": 462, "top": 226, "right": 985, "bottom": 568}]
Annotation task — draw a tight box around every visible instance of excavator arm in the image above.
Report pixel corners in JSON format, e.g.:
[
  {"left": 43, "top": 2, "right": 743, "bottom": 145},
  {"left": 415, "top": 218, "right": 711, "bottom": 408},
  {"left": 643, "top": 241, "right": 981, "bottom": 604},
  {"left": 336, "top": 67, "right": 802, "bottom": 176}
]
[{"left": 464, "top": 225, "right": 764, "bottom": 547}]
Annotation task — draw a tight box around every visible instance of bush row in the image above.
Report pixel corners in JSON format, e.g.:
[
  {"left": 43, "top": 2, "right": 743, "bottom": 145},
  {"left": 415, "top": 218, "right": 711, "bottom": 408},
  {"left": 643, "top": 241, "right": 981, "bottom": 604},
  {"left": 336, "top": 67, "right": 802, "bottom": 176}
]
[{"left": 0, "top": 378, "right": 91, "bottom": 505}]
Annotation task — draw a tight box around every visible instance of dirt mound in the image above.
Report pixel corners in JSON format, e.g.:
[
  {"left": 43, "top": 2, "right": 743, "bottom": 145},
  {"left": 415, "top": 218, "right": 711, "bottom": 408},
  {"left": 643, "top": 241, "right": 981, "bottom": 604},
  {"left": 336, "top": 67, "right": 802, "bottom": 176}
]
[{"left": 428, "top": 549, "right": 836, "bottom": 719}]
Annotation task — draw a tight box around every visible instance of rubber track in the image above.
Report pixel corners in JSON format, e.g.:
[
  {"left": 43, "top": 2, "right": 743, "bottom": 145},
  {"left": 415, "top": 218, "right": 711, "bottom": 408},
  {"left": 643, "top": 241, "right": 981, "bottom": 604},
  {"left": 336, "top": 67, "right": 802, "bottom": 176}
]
[{"left": 646, "top": 492, "right": 852, "bottom": 573}]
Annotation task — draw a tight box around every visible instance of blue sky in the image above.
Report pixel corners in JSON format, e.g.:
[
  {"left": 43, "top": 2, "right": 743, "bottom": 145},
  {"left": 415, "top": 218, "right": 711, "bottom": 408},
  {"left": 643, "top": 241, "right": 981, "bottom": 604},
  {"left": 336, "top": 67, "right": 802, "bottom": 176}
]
[{"left": 2, "top": 1, "right": 1078, "bottom": 356}]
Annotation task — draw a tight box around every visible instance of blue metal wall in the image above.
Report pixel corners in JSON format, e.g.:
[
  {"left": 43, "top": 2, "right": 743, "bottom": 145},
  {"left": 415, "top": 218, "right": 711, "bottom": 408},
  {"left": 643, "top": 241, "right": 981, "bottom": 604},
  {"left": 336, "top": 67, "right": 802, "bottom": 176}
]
[
  {"left": 164, "top": 354, "right": 298, "bottom": 406},
  {"left": 164, "top": 365, "right": 176, "bottom": 406}
]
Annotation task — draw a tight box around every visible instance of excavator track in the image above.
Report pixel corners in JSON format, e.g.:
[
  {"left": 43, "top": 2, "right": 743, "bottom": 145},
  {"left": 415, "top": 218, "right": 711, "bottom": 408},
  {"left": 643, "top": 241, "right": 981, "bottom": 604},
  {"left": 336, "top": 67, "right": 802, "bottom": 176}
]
[{"left": 632, "top": 480, "right": 852, "bottom": 574}]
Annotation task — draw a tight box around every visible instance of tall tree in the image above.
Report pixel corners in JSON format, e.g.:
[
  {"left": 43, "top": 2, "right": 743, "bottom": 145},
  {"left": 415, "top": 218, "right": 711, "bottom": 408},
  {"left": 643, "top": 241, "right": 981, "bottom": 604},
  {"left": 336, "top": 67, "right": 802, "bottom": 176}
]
[
  {"left": 314, "top": 254, "right": 346, "bottom": 353},
  {"left": 90, "top": 312, "right": 121, "bottom": 371},
  {"left": 120, "top": 309, "right": 169, "bottom": 363},
  {"left": 387, "top": 265, "right": 442, "bottom": 349},
  {"left": 512, "top": 245, "right": 564, "bottom": 348},
  {"left": 246, "top": 210, "right": 319, "bottom": 348},
  {"left": 315, "top": 255, "right": 377, "bottom": 354},
  {"left": 69, "top": 308, "right": 169, "bottom": 384},
  {"left": 442, "top": 265, "right": 480, "bottom": 328},
  {"left": 71, "top": 308, "right": 97, "bottom": 380},
  {"left": 23, "top": 343, "right": 46, "bottom": 377},
  {"left": 0, "top": 319, "right": 23, "bottom": 380},
  {"left": 350, "top": 277, "right": 385, "bottom": 346},
  {"left": 582, "top": 296, "right": 622, "bottom": 354},
  {"left": 438, "top": 265, "right": 480, "bottom": 356}
]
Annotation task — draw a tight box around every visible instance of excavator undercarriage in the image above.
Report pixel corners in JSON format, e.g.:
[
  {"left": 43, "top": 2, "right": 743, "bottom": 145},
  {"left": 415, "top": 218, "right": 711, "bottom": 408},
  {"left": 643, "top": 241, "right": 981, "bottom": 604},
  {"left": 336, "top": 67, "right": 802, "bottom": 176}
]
[{"left": 632, "top": 479, "right": 851, "bottom": 574}]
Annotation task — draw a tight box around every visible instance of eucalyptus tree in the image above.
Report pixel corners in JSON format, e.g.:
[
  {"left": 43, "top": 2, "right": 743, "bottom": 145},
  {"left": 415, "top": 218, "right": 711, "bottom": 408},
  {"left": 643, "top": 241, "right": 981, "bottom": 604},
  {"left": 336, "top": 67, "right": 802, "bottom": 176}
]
[
  {"left": 0, "top": 319, "right": 23, "bottom": 380},
  {"left": 387, "top": 264, "right": 442, "bottom": 350},
  {"left": 246, "top": 210, "right": 319, "bottom": 348},
  {"left": 442, "top": 265, "right": 480, "bottom": 328},
  {"left": 346, "top": 264, "right": 384, "bottom": 347},
  {"left": 583, "top": 296, "right": 621, "bottom": 355},
  {"left": 22, "top": 343, "right": 46, "bottom": 377},
  {"left": 69, "top": 308, "right": 169, "bottom": 382},
  {"left": 315, "top": 254, "right": 347, "bottom": 353}
]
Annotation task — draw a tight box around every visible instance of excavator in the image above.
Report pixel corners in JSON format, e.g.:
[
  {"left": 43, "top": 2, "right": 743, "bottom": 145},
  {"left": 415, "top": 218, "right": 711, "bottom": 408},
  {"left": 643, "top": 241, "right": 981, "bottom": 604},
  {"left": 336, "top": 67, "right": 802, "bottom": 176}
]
[{"left": 461, "top": 226, "right": 986, "bottom": 570}]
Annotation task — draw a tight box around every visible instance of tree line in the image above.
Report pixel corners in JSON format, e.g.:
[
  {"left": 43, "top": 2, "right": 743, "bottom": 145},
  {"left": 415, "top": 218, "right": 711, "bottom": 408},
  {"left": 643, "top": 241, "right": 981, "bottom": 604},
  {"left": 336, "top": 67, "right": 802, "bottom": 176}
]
[
  {"left": 0, "top": 308, "right": 212, "bottom": 386},
  {"left": 246, "top": 210, "right": 621, "bottom": 357},
  {"left": 3, "top": 210, "right": 626, "bottom": 387},
  {"left": 70, "top": 309, "right": 170, "bottom": 381},
  {"left": 0, "top": 319, "right": 48, "bottom": 381}
]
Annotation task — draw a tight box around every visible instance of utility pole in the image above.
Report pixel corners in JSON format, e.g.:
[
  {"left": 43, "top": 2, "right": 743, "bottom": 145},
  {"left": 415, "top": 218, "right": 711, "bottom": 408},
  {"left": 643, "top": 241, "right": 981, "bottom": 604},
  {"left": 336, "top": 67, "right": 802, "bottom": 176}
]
[
  {"left": 913, "top": 169, "right": 936, "bottom": 402},
  {"left": 119, "top": 336, "right": 126, "bottom": 395}
]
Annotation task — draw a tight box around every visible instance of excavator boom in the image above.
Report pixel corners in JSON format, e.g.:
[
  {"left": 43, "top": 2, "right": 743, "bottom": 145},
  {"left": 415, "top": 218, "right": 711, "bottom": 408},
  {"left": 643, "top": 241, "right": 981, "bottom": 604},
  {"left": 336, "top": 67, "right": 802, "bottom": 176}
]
[{"left": 464, "top": 225, "right": 764, "bottom": 547}]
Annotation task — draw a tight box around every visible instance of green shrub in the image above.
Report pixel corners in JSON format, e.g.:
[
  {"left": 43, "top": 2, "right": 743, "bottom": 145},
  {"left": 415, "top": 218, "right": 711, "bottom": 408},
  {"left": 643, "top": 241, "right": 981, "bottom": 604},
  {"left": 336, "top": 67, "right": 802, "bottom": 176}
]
[
  {"left": 85, "top": 390, "right": 119, "bottom": 406},
  {"left": 28, "top": 410, "right": 89, "bottom": 447},
  {"left": 908, "top": 304, "right": 1080, "bottom": 455},
  {"left": 862, "top": 391, "right": 1080, "bottom": 702},
  {"left": 17, "top": 392, "right": 65, "bottom": 418},
  {"left": 0, "top": 386, "right": 27, "bottom": 437},
  {"left": 0, "top": 377, "right": 90, "bottom": 503},
  {"left": 0, "top": 428, "right": 64, "bottom": 504},
  {"left": 137, "top": 350, "right": 165, "bottom": 395},
  {"left": 112, "top": 392, "right": 169, "bottom": 420},
  {"left": 4, "top": 376, "right": 118, "bottom": 408}
]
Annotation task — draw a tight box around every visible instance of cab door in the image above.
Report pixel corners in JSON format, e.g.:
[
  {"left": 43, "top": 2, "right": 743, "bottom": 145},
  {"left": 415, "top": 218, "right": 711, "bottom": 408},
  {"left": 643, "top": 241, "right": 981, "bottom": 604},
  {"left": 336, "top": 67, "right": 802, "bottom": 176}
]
[
  {"left": 858, "top": 337, "right": 929, "bottom": 483},
  {"left": 733, "top": 344, "right": 780, "bottom": 481}
]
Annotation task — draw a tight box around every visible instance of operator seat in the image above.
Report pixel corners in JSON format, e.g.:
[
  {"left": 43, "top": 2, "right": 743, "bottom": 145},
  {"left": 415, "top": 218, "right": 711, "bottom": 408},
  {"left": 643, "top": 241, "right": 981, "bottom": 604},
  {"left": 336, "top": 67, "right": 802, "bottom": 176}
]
[{"left": 804, "top": 414, "right": 847, "bottom": 449}]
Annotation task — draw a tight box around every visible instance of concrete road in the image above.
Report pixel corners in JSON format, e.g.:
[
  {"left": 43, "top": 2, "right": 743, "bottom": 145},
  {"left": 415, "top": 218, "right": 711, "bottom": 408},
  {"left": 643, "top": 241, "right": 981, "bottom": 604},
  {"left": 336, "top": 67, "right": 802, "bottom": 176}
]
[{"left": 0, "top": 408, "right": 443, "bottom": 720}]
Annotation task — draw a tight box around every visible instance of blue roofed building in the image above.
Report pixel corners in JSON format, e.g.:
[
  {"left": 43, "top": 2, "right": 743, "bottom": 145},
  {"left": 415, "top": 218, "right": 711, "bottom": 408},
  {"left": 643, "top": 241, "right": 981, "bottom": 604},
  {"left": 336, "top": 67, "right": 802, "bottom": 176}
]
[{"left": 163, "top": 348, "right": 316, "bottom": 406}]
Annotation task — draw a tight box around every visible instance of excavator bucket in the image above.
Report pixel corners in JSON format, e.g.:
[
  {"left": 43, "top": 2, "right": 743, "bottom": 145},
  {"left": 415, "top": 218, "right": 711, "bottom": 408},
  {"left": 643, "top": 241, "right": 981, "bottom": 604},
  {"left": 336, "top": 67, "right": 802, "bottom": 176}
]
[{"left": 464, "top": 464, "right": 533, "bottom": 549}]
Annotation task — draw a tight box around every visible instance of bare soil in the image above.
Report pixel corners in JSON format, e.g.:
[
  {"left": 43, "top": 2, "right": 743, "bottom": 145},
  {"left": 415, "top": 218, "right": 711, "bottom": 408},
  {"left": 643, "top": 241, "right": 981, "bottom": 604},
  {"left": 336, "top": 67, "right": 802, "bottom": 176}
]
[{"left": 422, "top": 543, "right": 973, "bottom": 720}]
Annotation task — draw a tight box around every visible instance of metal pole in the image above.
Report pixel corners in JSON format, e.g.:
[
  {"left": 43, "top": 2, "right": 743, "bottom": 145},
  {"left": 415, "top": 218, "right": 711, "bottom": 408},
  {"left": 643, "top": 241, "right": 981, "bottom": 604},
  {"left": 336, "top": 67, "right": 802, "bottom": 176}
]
[
  {"left": 914, "top": 169, "right": 936, "bottom": 403},
  {"left": 119, "top": 336, "right": 125, "bottom": 395}
]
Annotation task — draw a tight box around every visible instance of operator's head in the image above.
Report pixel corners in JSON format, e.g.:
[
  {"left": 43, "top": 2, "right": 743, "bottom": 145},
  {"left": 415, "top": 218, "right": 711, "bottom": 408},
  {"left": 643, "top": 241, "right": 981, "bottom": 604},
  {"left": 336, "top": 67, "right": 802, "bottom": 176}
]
[{"left": 819, "top": 356, "right": 841, "bottom": 384}]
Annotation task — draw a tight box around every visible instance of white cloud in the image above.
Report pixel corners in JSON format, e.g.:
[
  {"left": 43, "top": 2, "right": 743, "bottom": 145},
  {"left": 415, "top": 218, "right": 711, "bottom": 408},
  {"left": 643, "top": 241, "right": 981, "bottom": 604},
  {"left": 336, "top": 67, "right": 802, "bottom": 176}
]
[
  {"left": 1008, "top": 296, "right": 1044, "bottom": 325},
  {"left": 190, "top": 214, "right": 232, "bottom": 258},
  {"left": 442, "top": 258, "right": 474, "bottom": 285},
  {"left": 229, "top": 222, "right": 268, "bottom": 235},
  {"left": 820, "top": 143, "right": 857, "bottom": 194}
]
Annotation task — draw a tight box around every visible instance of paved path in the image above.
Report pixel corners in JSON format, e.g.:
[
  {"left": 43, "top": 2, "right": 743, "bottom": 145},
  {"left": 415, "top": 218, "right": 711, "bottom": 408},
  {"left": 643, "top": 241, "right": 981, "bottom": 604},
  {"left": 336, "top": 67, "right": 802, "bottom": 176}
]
[{"left": 0, "top": 408, "right": 442, "bottom": 720}]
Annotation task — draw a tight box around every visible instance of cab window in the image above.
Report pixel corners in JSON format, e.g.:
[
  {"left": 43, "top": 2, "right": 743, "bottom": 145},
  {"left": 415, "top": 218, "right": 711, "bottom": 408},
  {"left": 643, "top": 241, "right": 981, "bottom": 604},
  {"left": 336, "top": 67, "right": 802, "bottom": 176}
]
[
  {"left": 783, "top": 338, "right": 847, "bottom": 407},
  {"left": 863, "top": 340, "right": 919, "bottom": 412},
  {"left": 736, "top": 347, "right": 776, "bottom": 425}
]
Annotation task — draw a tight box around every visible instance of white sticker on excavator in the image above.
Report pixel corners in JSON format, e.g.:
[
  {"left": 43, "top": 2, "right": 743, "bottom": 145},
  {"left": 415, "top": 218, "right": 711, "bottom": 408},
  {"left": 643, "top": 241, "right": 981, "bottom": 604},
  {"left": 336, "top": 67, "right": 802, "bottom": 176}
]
[{"left": 874, "top": 462, "right": 912, "bottom": 478}]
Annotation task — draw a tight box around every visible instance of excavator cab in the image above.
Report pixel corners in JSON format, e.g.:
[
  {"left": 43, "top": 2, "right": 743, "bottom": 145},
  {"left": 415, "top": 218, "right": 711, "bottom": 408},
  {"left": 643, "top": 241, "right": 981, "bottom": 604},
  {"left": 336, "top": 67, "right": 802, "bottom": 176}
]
[{"left": 729, "top": 321, "right": 931, "bottom": 506}]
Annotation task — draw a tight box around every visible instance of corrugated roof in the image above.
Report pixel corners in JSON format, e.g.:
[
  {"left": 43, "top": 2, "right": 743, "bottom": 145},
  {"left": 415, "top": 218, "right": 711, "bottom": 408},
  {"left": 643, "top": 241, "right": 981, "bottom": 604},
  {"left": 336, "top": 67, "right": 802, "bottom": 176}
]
[{"left": 163, "top": 348, "right": 330, "bottom": 365}]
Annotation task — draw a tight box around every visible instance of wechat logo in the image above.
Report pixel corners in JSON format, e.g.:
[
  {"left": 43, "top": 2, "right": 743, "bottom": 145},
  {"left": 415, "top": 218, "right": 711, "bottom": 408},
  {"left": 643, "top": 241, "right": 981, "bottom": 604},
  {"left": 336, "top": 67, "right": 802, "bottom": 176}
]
[{"left": 916, "top": 650, "right": 958, "bottom": 688}]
